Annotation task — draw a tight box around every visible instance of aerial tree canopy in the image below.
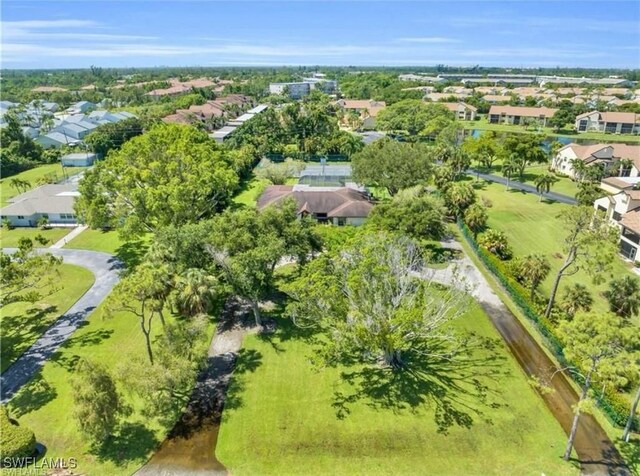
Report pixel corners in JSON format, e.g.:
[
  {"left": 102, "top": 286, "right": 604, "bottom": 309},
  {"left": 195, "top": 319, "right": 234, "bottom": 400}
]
[
  {"left": 75, "top": 123, "right": 241, "bottom": 237},
  {"left": 351, "top": 138, "right": 435, "bottom": 196}
]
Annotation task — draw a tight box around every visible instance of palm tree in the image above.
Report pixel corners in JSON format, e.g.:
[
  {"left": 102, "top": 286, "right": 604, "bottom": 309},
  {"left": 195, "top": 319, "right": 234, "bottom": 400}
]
[
  {"left": 603, "top": 275, "right": 640, "bottom": 319},
  {"left": 9, "top": 178, "right": 30, "bottom": 194},
  {"left": 174, "top": 268, "right": 218, "bottom": 317},
  {"left": 517, "top": 254, "right": 551, "bottom": 301},
  {"left": 570, "top": 159, "right": 588, "bottom": 182},
  {"left": 559, "top": 283, "right": 593, "bottom": 319},
  {"left": 534, "top": 173, "right": 559, "bottom": 202},
  {"left": 617, "top": 158, "right": 634, "bottom": 177},
  {"left": 463, "top": 202, "right": 488, "bottom": 238},
  {"left": 502, "top": 157, "right": 518, "bottom": 191}
]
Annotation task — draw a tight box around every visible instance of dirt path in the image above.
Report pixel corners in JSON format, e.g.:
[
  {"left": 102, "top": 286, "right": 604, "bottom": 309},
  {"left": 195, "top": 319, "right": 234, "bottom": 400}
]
[
  {"left": 135, "top": 299, "right": 257, "bottom": 476},
  {"left": 433, "top": 239, "right": 629, "bottom": 476}
]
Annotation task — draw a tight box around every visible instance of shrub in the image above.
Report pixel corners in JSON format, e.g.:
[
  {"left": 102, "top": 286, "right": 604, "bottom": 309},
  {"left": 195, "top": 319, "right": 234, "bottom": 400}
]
[
  {"left": 34, "top": 234, "right": 50, "bottom": 246},
  {"left": 37, "top": 216, "right": 50, "bottom": 230},
  {"left": 3, "top": 218, "right": 13, "bottom": 231},
  {"left": 477, "top": 229, "right": 512, "bottom": 260},
  {"left": 0, "top": 406, "right": 36, "bottom": 460}
]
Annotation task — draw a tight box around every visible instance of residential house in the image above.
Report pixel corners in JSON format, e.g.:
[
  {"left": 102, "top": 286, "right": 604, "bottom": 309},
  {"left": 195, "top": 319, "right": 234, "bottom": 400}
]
[
  {"left": 594, "top": 176, "right": 640, "bottom": 261},
  {"left": 0, "top": 184, "right": 79, "bottom": 227},
  {"left": 488, "top": 105, "right": 558, "bottom": 126},
  {"left": 425, "top": 92, "right": 470, "bottom": 102},
  {"left": 575, "top": 111, "right": 640, "bottom": 134},
  {"left": 482, "top": 94, "right": 511, "bottom": 104},
  {"left": 61, "top": 152, "right": 97, "bottom": 167},
  {"left": 441, "top": 102, "right": 477, "bottom": 120},
  {"left": 551, "top": 143, "right": 640, "bottom": 179},
  {"left": 35, "top": 132, "right": 78, "bottom": 148},
  {"left": 66, "top": 101, "right": 96, "bottom": 114},
  {"left": 50, "top": 122, "right": 93, "bottom": 140},
  {"left": 473, "top": 86, "right": 507, "bottom": 95},
  {"left": 335, "top": 99, "right": 386, "bottom": 130},
  {"left": 257, "top": 184, "right": 373, "bottom": 226}
]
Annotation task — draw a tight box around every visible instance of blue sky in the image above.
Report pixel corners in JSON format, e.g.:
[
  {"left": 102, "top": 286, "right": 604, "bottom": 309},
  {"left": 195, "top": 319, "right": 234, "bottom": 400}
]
[{"left": 1, "top": 1, "right": 639, "bottom": 69}]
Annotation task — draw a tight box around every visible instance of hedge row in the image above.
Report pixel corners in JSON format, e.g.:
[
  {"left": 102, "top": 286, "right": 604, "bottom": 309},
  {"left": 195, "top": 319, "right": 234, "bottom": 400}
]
[{"left": 458, "top": 220, "right": 638, "bottom": 431}]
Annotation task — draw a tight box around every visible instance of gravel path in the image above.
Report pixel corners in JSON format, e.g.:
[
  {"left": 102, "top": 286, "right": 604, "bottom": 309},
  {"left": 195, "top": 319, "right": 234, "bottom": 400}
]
[
  {"left": 1, "top": 248, "right": 122, "bottom": 402},
  {"left": 135, "top": 298, "right": 258, "bottom": 476},
  {"left": 431, "top": 239, "right": 628, "bottom": 476}
]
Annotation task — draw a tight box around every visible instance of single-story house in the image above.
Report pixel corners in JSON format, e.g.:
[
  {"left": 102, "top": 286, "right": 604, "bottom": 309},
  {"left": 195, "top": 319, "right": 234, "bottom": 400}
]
[
  {"left": 257, "top": 184, "right": 373, "bottom": 226},
  {"left": 0, "top": 184, "right": 79, "bottom": 227},
  {"left": 551, "top": 143, "right": 640, "bottom": 179},
  {"left": 335, "top": 99, "right": 386, "bottom": 130},
  {"left": 575, "top": 111, "right": 640, "bottom": 135},
  {"left": 440, "top": 102, "right": 477, "bottom": 121},
  {"left": 50, "top": 123, "right": 93, "bottom": 140},
  {"left": 594, "top": 177, "right": 640, "bottom": 261},
  {"left": 488, "top": 105, "right": 558, "bottom": 126},
  {"left": 35, "top": 132, "right": 79, "bottom": 148},
  {"left": 67, "top": 101, "right": 96, "bottom": 114},
  {"left": 61, "top": 152, "right": 97, "bottom": 167}
]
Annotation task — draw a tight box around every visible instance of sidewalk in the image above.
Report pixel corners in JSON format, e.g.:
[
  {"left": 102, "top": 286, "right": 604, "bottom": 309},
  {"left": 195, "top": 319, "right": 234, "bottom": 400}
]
[{"left": 50, "top": 225, "right": 88, "bottom": 249}]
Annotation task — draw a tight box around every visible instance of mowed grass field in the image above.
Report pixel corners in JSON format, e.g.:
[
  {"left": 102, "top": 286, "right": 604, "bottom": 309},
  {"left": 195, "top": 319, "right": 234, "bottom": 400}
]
[
  {"left": 5, "top": 300, "right": 216, "bottom": 476},
  {"left": 0, "top": 227, "right": 72, "bottom": 248},
  {"left": 216, "top": 305, "right": 576, "bottom": 476},
  {"left": 475, "top": 181, "right": 635, "bottom": 316},
  {"left": 1, "top": 263, "right": 94, "bottom": 372},
  {"left": 1, "top": 164, "right": 88, "bottom": 206}
]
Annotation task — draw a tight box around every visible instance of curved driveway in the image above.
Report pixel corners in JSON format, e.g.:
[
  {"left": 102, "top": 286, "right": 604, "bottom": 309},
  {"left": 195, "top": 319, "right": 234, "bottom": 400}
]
[{"left": 1, "top": 248, "right": 122, "bottom": 402}]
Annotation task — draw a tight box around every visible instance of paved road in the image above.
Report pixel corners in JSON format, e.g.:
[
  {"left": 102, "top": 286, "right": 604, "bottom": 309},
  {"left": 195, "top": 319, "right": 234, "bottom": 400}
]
[
  {"left": 1, "top": 248, "right": 122, "bottom": 402},
  {"left": 467, "top": 168, "right": 578, "bottom": 205},
  {"left": 428, "top": 239, "right": 628, "bottom": 476}
]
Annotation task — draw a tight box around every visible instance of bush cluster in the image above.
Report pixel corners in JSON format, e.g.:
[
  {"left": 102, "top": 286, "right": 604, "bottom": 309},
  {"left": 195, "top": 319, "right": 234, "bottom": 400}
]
[{"left": 0, "top": 406, "right": 36, "bottom": 460}]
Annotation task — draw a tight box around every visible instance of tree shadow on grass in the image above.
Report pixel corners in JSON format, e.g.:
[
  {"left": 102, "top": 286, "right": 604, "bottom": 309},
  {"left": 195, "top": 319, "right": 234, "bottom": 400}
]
[
  {"left": 1, "top": 305, "right": 59, "bottom": 368},
  {"left": 8, "top": 373, "right": 57, "bottom": 418},
  {"left": 618, "top": 439, "right": 639, "bottom": 476},
  {"left": 221, "top": 348, "right": 263, "bottom": 414},
  {"left": 93, "top": 422, "right": 159, "bottom": 467},
  {"left": 331, "top": 335, "right": 510, "bottom": 435},
  {"left": 115, "top": 239, "right": 149, "bottom": 270}
]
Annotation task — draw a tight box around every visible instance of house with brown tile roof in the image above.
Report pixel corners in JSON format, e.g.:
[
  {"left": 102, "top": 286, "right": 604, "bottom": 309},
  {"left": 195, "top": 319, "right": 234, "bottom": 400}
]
[
  {"left": 594, "top": 176, "right": 640, "bottom": 261},
  {"left": 575, "top": 110, "right": 640, "bottom": 134},
  {"left": 440, "top": 102, "right": 477, "bottom": 121},
  {"left": 488, "top": 105, "right": 557, "bottom": 127},
  {"left": 551, "top": 143, "right": 640, "bottom": 179},
  {"left": 257, "top": 184, "right": 373, "bottom": 226},
  {"left": 335, "top": 99, "right": 386, "bottom": 130},
  {"left": 482, "top": 94, "right": 511, "bottom": 104}
]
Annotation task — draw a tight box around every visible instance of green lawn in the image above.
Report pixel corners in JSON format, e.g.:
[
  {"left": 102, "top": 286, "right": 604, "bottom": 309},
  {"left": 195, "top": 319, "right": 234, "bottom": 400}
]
[
  {"left": 464, "top": 118, "right": 640, "bottom": 144},
  {"left": 64, "top": 229, "right": 151, "bottom": 267},
  {"left": 0, "top": 227, "right": 72, "bottom": 248},
  {"left": 1, "top": 264, "right": 94, "bottom": 372},
  {"left": 217, "top": 305, "right": 576, "bottom": 475},
  {"left": 64, "top": 229, "right": 127, "bottom": 254},
  {"left": 1, "top": 164, "right": 88, "bottom": 206},
  {"left": 5, "top": 300, "right": 215, "bottom": 475},
  {"left": 475, "top": 181, "right": 635, "bottom": 315}
]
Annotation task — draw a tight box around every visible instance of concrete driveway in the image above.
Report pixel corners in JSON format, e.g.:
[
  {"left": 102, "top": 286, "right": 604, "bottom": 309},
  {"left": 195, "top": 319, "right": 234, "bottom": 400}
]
[{"left": 1, "top": 248, "right": 123, "bottom": 402}]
